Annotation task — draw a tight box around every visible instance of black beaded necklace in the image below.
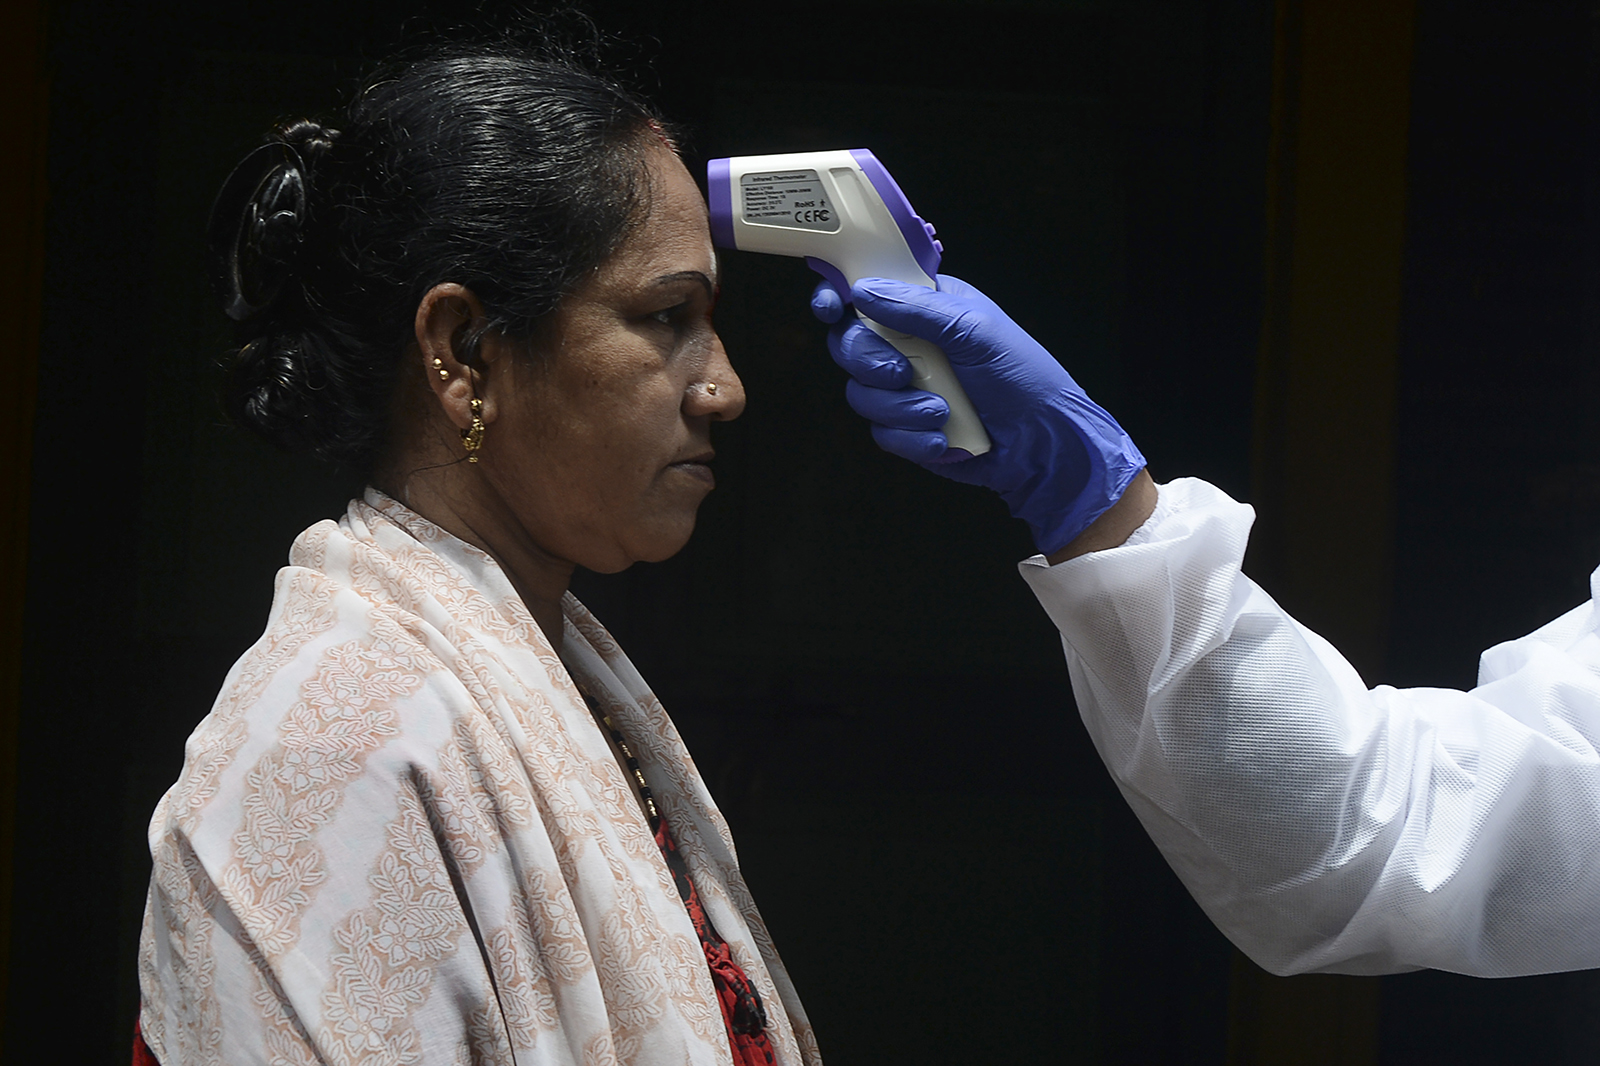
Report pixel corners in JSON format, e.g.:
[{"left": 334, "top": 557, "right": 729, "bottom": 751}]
[{"left": 586, "top": 696, "right": 661, "bottom": 830}]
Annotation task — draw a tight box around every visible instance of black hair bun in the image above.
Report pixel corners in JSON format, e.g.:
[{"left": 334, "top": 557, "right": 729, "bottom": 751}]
[{"left": 213, "top": 123, "right": 350, "bottom": 457}]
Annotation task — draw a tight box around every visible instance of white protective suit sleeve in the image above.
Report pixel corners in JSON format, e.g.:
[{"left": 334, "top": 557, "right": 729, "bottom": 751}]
[{"left": 1020, "top": 477, "right": 1600, "bottom": 978}]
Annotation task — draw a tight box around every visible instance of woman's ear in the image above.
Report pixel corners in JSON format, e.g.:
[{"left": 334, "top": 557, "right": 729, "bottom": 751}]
[{"left": 414, "top": 282, "right": 498, "bottom": 429}]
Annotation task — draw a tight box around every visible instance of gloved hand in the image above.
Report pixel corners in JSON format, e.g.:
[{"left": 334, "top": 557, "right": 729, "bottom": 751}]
[{"left": 811, "top": 274, "right": 1146, "bottom": 555}]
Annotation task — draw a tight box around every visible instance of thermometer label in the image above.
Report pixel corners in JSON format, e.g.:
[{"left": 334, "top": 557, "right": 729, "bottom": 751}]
[{"left": 739, "top": 170, "right": 841, "bottom": 232}]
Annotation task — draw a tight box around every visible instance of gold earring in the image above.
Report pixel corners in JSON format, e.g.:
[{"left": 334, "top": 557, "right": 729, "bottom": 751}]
[
  {"left": 461, "top": 397, "right": 485, "bottom": 462},
  {"left": 433, "top": 357, "right": 449, "bottom": 380}
]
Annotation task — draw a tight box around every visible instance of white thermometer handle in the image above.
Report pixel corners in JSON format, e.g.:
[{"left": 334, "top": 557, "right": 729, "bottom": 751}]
[{"left": 860, "top": 316, "right": 990, "bottom": 457}]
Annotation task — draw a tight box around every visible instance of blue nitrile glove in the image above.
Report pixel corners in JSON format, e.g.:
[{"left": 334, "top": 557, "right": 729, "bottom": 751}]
[{"left": 811, "top": 274, "right": 1146, "bottom": 555}]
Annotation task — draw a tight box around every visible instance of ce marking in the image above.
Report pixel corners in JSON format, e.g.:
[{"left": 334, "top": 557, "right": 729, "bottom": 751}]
[{"left": 794, "top": 207, "right": 831, "bottom": 224}]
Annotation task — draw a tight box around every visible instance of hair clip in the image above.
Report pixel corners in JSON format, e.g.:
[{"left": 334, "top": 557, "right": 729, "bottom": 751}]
[{"left": 208, "top": 142, "right": 308, "bottom": 322}]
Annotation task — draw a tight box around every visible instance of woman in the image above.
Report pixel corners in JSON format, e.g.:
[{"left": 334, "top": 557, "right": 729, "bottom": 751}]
[{"left": 138, "top": 36, "right": 817, "bottom": 1066}]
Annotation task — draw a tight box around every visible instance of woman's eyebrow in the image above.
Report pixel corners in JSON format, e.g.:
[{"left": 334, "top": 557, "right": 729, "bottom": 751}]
[{"left": 651, "top": 270, "right": 715, "bottom": 296}]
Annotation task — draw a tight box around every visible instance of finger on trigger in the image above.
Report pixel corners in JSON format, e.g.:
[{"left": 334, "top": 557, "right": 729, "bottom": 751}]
[{"left": 810, "top": 281, "right": 845, "bottom": 324}]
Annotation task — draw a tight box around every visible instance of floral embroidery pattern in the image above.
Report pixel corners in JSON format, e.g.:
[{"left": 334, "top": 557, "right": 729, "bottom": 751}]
[{"left": 223, "top": 634, "right": 417, "bottom": 953}]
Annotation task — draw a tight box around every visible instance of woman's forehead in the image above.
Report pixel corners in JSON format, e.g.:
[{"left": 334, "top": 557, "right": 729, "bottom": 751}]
[{"left": 597, "top": 156, "right": 714, "bottom": 285}]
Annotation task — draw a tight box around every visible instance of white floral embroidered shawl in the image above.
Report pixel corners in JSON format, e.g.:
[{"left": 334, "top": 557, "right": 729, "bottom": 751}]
[{"left": 139, "top": 489, "right": 820, "bottom": 1066}]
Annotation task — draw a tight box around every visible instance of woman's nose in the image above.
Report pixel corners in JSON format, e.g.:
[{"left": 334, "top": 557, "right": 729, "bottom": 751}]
[{"left": 687, "top": 332, "right": 746, "bottom": 421}]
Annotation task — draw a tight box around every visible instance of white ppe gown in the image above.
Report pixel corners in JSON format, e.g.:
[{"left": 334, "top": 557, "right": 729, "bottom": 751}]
[{"left": 1021, "top": 477, "right": 1600, "bottom": 978}]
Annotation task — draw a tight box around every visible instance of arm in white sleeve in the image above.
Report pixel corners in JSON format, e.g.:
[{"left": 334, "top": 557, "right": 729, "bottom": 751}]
[{"left": 1022, "top": 477, "right": 1600, "bottom": 977}]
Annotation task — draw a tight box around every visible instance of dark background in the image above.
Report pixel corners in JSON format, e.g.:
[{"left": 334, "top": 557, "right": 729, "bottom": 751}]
[{"left": 7, "top": 0, "right": 1600, "bottom": 1062}]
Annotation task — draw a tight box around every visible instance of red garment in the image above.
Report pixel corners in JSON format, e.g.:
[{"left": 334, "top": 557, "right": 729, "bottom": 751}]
[
  {"left": 132, "top": 1019, "right": 159, "bottom": 1066},
  {"left": 654, "top": 815, "right": 776, "bottom": 1066}
]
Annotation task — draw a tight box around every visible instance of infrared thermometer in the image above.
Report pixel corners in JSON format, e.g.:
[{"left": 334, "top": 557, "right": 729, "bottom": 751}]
[{"left": 707, "top": 150, "right": 991, "bottom": 457}]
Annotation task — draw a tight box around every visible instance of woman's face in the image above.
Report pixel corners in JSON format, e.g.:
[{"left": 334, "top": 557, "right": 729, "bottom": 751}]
[{"left": 487, "top": 145, "right": 744, "bottom": 574}]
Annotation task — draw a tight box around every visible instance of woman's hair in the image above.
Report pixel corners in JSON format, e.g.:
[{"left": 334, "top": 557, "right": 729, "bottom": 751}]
[{"left": 209, "top": 31, "right": 668, "bottom": 470}]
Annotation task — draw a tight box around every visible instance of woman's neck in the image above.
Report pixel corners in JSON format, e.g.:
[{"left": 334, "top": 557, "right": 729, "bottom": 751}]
[{"left": 374, "top": 465, "right": 573, "bottom": 650}]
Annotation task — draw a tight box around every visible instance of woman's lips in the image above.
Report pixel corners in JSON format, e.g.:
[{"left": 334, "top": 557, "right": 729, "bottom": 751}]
[{"left": 668, "top": 458, "right": 714, "bottom": 487}]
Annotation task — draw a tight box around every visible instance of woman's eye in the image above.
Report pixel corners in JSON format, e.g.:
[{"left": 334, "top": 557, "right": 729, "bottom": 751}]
[{"left": 649, "top": 303, "right": 688, "bottom": 327}]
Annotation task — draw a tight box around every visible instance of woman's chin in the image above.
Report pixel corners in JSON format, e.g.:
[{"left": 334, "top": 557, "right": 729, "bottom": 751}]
[{"left": 585, "top": 520, "right": 699, "bottom": 573}]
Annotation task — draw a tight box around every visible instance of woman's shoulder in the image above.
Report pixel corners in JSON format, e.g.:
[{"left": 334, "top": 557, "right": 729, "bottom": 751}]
[
  {"left": 155, "top": 563, "right": 475, "bottom": 832},
  {"left": 152, "top": 493, "right": 561, "bottom": 841}
]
